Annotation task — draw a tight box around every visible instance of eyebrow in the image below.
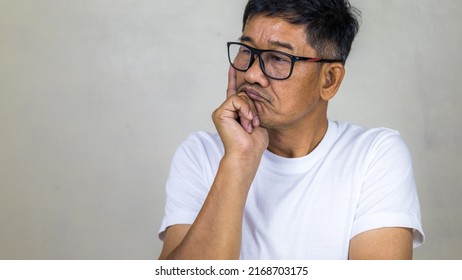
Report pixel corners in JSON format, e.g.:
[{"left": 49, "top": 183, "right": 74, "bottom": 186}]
[{"left": 239, "top": 36, "right": 295, "bottom": 52}]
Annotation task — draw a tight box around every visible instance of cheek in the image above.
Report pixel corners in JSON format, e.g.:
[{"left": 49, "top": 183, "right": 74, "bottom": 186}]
[
  {"left": 279, "top": 80, "right": 316, "bottom": 103},
  {"left": 235, "top": 71, "right": 247, "bottom": 87},
  {"left": 278, "top": 81, "right": 321, "bottom": 115}
]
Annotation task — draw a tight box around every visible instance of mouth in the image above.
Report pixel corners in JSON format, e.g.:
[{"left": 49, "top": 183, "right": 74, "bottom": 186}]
[{"left": 239, "top": 86, "right": 268, "bottom": 102}]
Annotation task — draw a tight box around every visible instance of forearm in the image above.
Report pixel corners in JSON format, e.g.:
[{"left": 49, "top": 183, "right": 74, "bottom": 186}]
[{"left": 165, "top": 155, "right": 260, "bottom": 259}]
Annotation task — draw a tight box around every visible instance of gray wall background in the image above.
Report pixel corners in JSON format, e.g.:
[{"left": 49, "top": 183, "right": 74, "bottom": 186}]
[{"left": 0, "top": 0, "right": 460, "bottom": 259}]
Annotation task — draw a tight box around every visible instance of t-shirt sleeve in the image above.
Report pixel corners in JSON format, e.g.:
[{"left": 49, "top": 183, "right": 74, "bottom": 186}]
[
  {"left": 351, "top": 130, "right": 425, "bottom": 248},
  {"left": 158, "top": 133, "right": 213, "bottom": 241}
]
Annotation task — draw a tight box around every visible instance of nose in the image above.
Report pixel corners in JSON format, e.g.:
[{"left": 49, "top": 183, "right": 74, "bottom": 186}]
[{"left": 244, "top": 54, "right": 270, "bottom": 87}]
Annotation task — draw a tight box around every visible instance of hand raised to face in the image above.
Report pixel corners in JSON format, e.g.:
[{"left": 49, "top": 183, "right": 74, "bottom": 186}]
[{"left": 212, "top": 67, "right": 269, "bottom": 160}]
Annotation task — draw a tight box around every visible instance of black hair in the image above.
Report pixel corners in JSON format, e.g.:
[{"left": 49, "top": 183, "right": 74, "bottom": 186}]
[{"left": 242, "top": 0, "right": 361, "bottom": 63}]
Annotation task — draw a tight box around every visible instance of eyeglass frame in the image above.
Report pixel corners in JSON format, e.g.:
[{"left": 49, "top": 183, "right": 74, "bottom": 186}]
[{"left": 227, "top": 42, "right": 344, "bottom": 80}]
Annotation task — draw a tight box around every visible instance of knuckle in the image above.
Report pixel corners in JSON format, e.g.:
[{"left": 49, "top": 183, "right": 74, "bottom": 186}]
[{"left": 236, "top": 92, "right": 248, "bottom": 99}]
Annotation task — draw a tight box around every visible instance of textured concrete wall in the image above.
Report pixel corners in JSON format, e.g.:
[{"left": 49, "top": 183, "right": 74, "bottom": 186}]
[{"left": 0, "top": 0, "right": 460, "bottom": 259}]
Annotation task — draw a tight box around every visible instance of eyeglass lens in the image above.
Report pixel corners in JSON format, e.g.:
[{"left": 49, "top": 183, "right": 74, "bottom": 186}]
[{"left": 228, "top": 43, "right": 293, "bottom": 80}]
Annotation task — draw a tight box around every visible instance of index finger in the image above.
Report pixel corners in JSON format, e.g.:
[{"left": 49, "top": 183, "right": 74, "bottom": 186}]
[{"left": 226, "top": 66, "right": 237, "bottom": 98}]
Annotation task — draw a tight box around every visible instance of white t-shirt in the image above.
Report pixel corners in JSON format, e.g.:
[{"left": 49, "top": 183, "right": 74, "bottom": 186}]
[{"left": 159, "top": 120, "right": 424, "bottom": 259}]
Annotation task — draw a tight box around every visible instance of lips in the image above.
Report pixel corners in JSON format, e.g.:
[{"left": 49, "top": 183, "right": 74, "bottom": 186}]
[{"left": 240, "top": 86, "right": 268, "bottom": 102}]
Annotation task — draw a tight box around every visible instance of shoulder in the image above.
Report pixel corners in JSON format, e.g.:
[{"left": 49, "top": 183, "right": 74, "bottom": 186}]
[
  {"left": 179, "top": 131, "right": 223, "bottom": 154},
  {"left": 332, "top": 120, "right": 409, "bottom": 155},
  {"left": 333, "top": 120, "right": 401, "bottom": 142},
  {"left": 172, "top": 131, "right": 224, "bottom": 167},
  {"left": 328, "top": 120, "right": 414, "bottom": 174}
]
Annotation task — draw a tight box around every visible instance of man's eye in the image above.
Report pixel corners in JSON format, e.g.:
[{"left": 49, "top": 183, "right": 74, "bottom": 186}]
[
  {"left": 270, "top": 54, "right": 290, "bottom": 63},
  {"left": 239, "top": 47, "right": 251, "bottom": 55}
]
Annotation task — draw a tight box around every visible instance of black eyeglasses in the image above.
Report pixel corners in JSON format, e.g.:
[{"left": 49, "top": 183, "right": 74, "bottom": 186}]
[{"left": 227, "top": 42, "right": 344, "bottom": 80}]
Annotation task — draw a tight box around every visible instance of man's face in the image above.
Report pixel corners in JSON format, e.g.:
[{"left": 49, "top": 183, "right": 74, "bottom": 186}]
[{"left": 236, "top": 15, "right": 326, "bottom": 130}]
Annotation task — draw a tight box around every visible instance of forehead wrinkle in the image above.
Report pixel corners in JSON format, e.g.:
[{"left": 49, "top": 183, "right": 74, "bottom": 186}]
[{"left": 268, "top": 40, "right": 294, "bottom": 51}]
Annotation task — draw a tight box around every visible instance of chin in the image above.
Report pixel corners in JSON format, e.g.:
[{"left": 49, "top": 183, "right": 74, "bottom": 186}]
[{"left": 258, "top": 118, "right": 274, "bottom": 129}]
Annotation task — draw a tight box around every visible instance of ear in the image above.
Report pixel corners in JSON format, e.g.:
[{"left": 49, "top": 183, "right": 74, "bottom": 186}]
[{"left": 320, "top": 63, "right": 345, "bottom": 101}]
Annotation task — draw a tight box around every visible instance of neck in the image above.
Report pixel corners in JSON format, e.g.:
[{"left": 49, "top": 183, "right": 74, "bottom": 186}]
[{"left": 267, "top": 116, "right": 328, "bottom": 158}]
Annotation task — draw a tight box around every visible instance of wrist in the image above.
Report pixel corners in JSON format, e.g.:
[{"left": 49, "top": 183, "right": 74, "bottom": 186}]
[
  {"left": 219, "top": 153, "right": 262, "bottom": 186},
  {"left": 222, "top": 150, "right": 264, "bottom": 169}
]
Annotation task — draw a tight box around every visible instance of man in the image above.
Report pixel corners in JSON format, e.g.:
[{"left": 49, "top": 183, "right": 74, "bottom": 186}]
[{"left": 158, "top": 0, "right": 424, "bottom": 259}]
